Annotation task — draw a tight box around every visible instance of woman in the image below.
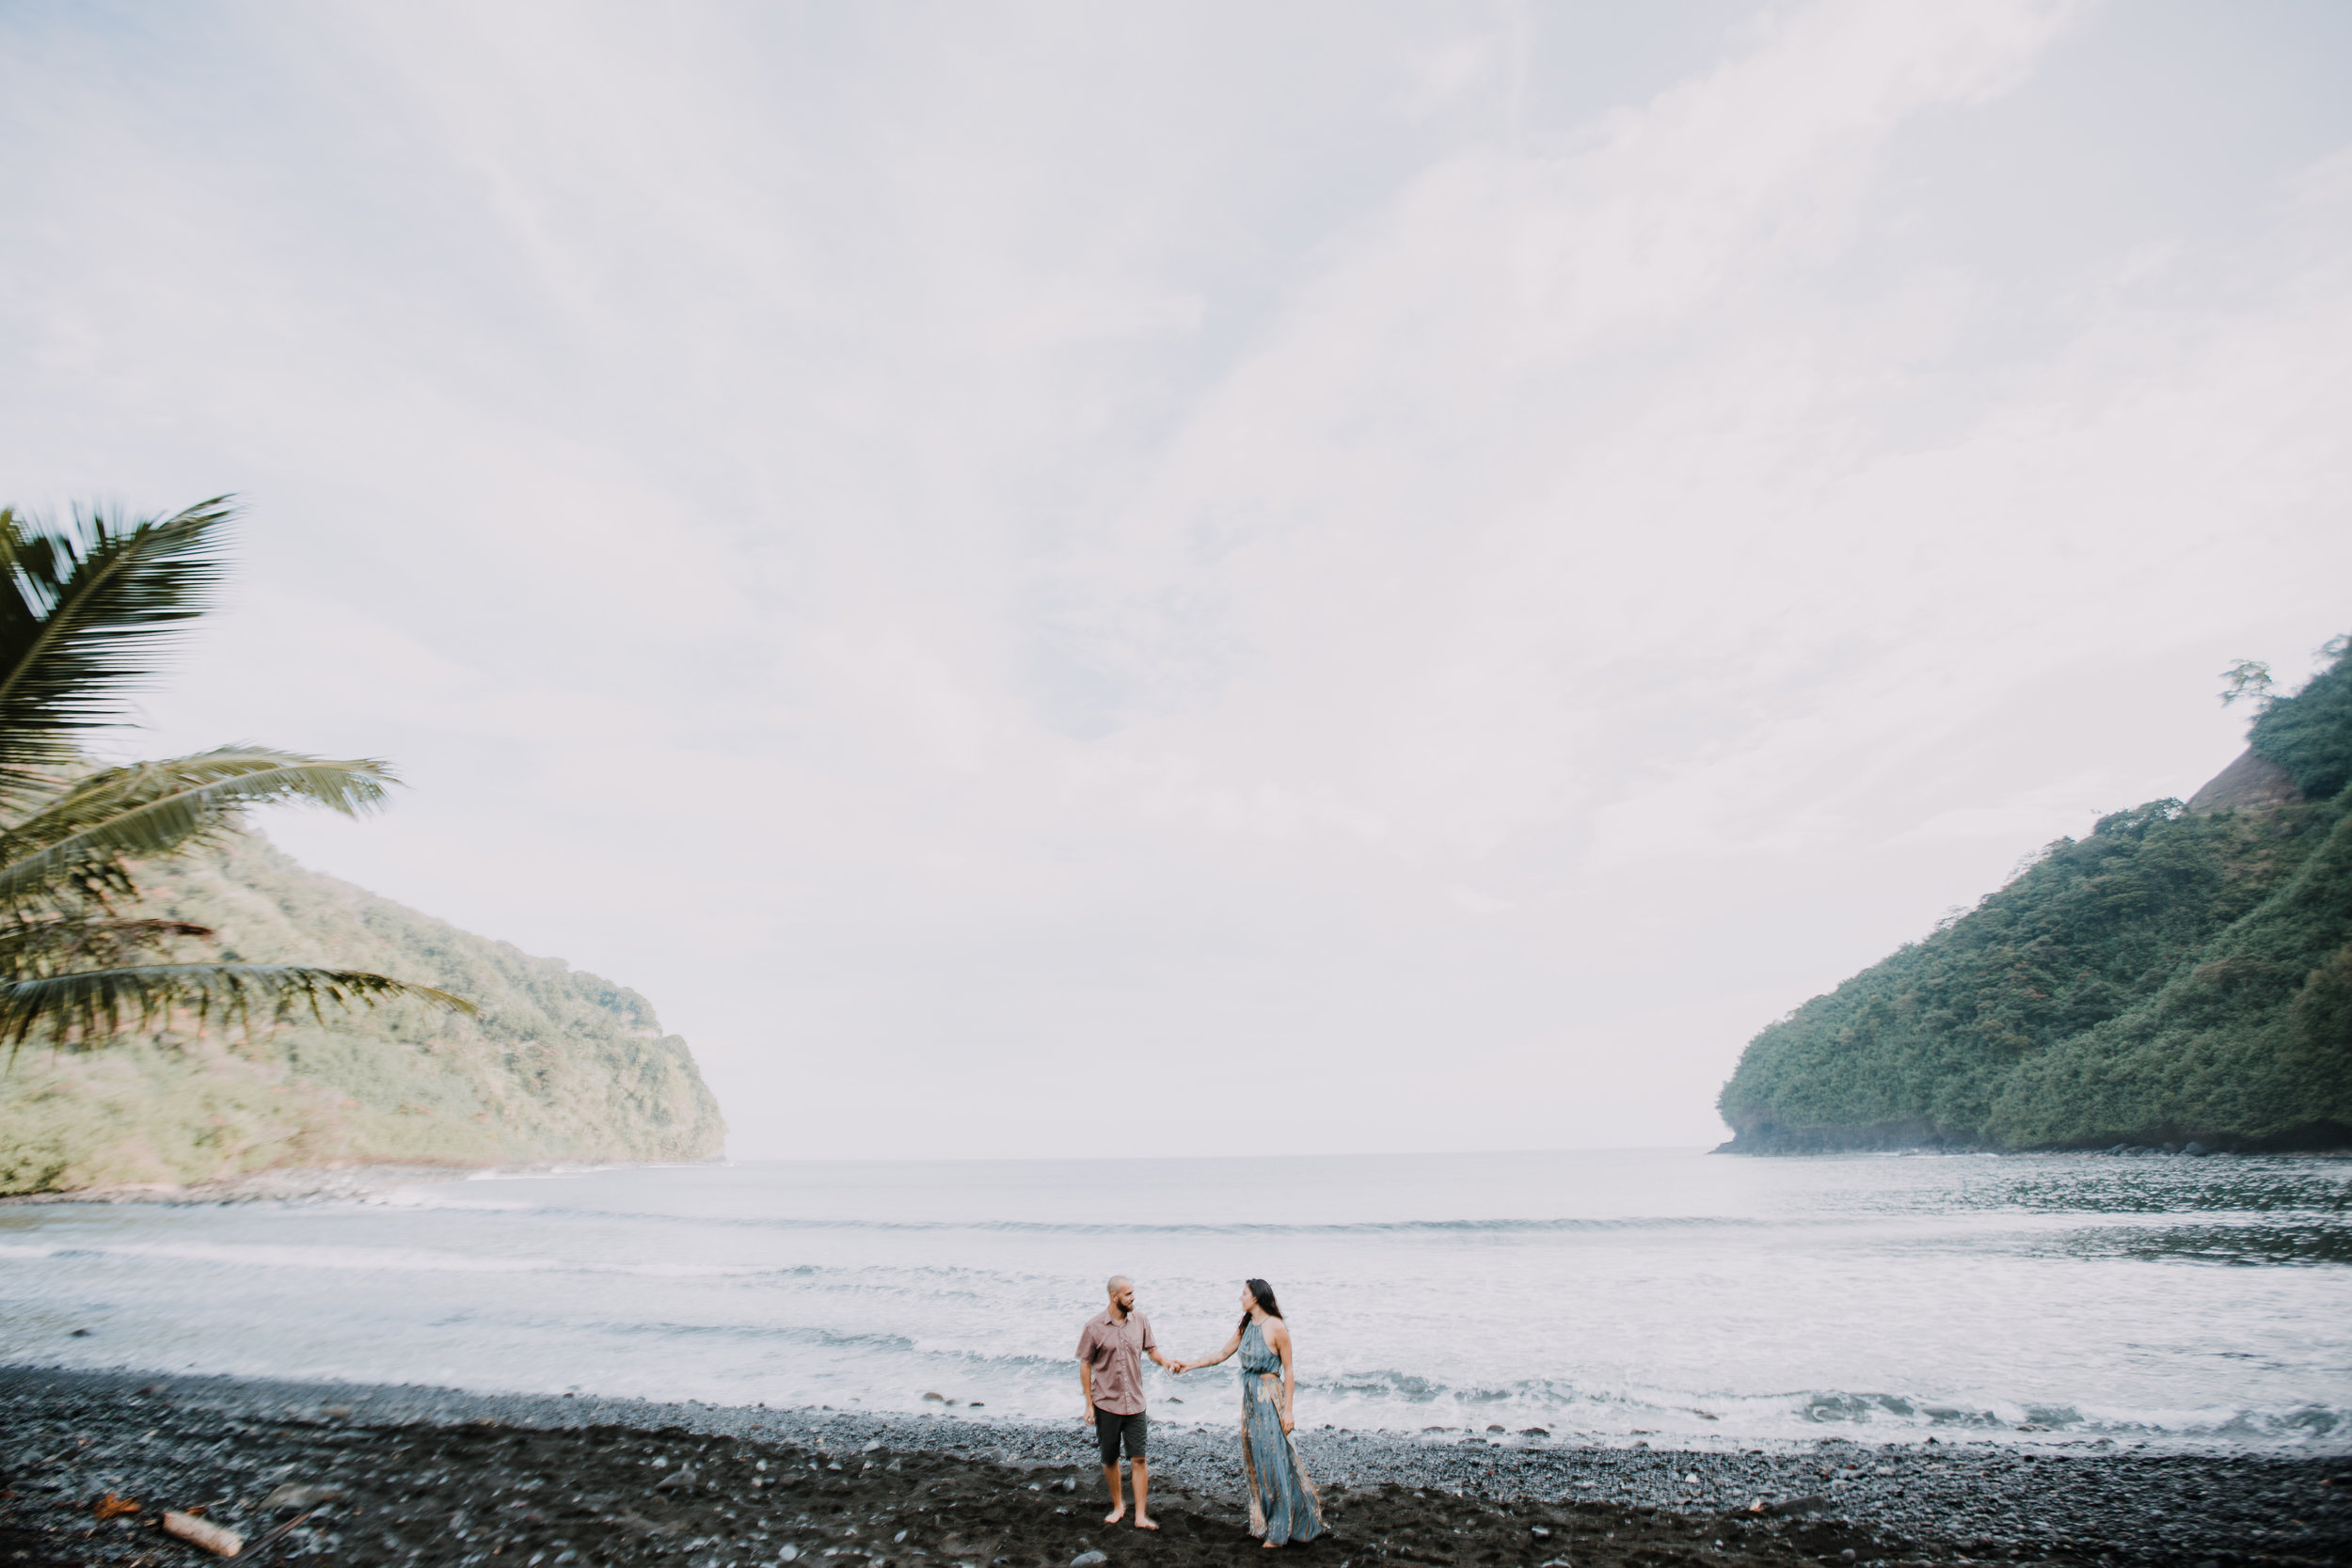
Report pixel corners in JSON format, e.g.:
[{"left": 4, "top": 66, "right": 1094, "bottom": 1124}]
[{"left": 1171, "top": 1279, "right": 1323, "bottom": 1547}]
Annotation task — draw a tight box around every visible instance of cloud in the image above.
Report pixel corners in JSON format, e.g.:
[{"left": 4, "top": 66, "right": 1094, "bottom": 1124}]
[{"left": 2, "top": 0, "right": 2347, "bottom": 1158}]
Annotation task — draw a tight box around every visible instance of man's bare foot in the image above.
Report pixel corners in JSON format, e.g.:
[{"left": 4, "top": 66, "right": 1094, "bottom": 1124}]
[
  {"left": 1133, "top": 1513, "right": 1159, "bottom": 1531},
  {"left": 1104, "top": 1508, "right": 1126, "bottom": 1526}
]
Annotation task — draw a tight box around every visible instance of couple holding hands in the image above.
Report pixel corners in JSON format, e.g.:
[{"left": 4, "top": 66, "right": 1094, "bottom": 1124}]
[{"left": 1075, "top": 1275, "right": 1322, "bottom": 1548}]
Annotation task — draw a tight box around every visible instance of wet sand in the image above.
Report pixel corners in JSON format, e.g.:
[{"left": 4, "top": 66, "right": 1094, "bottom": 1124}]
[{"left": 2, "top": 1370, "right": 2344, "bottom": 1568}]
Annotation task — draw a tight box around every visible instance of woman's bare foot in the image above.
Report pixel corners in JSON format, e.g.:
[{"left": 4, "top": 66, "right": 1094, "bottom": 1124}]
[
  {"left": 1133, "top": 1513, "right": 1159, "bottom": 1530},
  {"left": 1103, "top": 1507, "right": 1126, "bottom": 1526}
]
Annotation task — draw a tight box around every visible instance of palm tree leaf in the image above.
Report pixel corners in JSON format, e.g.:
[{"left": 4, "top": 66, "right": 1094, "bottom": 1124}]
[
  {"left": 0, "top": 962, "right": 475, "bottom": 1053},
  {"left": 0, "top": 499, "right": 234, "bottom": 800},
  {"left": 0, "top": 750, "right": 396, "bottom": 911},
  {"left": 0, "top": 915, "right": 216, "bottom": 975}
]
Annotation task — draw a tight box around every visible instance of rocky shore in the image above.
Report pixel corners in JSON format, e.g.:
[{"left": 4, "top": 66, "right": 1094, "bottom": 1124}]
[
  {"left": 0, "top": 1163, "right": 718, "bottom": 1208},
  {"left": 3, "top": 1370, "right": 2344, "bottom": 1568},
  {"left": 0, "top": 1166, "right": 478, "bottom": 1208}
]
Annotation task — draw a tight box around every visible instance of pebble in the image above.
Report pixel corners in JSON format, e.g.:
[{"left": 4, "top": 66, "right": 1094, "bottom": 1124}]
[{"left": 4, "top": 1365, "right": 2344, "bottom": 1565}]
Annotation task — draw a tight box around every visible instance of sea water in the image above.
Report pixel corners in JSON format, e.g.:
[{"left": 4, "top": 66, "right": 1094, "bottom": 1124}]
[{"left": 2, "top": 1149, "right": 2346, "bottom": 1449}]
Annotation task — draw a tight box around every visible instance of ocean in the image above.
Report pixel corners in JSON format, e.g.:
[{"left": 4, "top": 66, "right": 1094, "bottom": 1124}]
[{"left": 2, "top": 1148, "right": 2346, "bottom": 1450}]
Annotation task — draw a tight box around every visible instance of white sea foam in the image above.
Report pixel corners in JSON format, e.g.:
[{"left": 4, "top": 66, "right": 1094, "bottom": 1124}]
[{"left": 0, "top": 1238, "right": 783, "bottom": 1279}]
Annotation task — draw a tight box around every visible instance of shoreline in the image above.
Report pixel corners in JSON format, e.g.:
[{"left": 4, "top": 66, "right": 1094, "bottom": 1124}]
[
  {"left": 0, "top": 1161, "right": 720, "bottom": 1207},
  {"left": 1710, "top": 1135, "right": 2352, "bottom": 1158},
  {"left": 0, "top": 1164, "right": 476, "bottom": 1207},
  {"left": 4, "top": 1367, "right": 2345, "bottom": 1566}
]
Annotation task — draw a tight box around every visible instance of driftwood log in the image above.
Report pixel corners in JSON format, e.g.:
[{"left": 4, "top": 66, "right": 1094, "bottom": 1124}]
[{"left": 161, "top": 1511, "right": 244, "bottom": 1556}]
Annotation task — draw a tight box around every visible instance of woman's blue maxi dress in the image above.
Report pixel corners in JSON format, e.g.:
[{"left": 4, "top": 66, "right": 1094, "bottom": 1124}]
[{"left": 1237, "top": 1319, "right": 1323, "bottom": 1545}]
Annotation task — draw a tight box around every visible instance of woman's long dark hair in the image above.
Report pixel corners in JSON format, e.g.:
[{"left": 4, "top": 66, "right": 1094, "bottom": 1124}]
[{"left": 1237, "top": 1277, "right": 1283, "bottom": 1336}]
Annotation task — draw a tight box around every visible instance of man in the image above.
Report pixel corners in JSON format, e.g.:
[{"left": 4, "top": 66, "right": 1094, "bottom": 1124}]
[{"left": 1076, "top": 1274, "right": 1171, "bottom": 1529}]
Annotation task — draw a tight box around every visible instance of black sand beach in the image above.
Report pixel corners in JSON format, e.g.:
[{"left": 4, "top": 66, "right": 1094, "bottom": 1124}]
[{"left": 3, "top": 1370, "right": 2344, "bottom": 1568}]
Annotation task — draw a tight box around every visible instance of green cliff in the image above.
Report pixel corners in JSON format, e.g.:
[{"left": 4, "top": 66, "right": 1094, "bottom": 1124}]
[
  {"left": 0, "top": 832, "right": 727, "bottom": 1193},
  {"left": 1717, "top": 641, "right": 2352, "bottom": 1153}
]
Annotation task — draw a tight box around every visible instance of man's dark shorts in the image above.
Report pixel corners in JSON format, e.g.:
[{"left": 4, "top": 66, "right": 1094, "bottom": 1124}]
[{"left": 1094, "top": 1405, "right": 1147, "bottom": 1465}]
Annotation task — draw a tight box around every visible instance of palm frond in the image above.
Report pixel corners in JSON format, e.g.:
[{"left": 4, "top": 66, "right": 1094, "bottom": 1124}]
[
  {"left": 1, "top": 962, "right": 475, "bottom": 1054},
  {"left": 0, "top": 499, "right": 235, "bottom": 799},
  {"left": 0, "top": 749, "right": 396, "bottom": 911},
  {"left": 0, "top": 915, "right": 215, "bottom": 975}
]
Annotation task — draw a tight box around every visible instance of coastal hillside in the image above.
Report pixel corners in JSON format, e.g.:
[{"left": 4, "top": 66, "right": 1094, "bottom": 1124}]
[
  {"left": 1717, "top": 641, "right": 2352, "bottom": 1153},
  {"left": 0, "top": 832, "right": 726, "bottom": 1193}
]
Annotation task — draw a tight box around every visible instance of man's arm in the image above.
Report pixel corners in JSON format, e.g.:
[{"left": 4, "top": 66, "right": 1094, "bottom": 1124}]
[
  {"left": 1079, "top": 1342, "right": 1096, "bottom": 1421},
  {"left": 1142, "top": 1315, "right": 1172, "bottom": 1370}
]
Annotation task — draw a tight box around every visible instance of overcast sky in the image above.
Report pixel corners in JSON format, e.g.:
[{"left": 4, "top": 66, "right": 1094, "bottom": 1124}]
[{"left": 4, "top": 0, "right": 2349, "bottom": 1159}]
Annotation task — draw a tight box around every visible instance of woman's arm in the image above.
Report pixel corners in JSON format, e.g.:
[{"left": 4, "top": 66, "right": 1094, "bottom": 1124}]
[
  {"left": 1273, "top": 1323, "right": 1296, "bottom": 1433},
  {"left": 1173, "top": 1331, "right": 1244, "bottom": 1373}
]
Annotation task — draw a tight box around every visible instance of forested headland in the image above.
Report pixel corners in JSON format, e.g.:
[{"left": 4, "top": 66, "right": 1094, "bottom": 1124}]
[
  {"left": 1716, "top": 640, "right": 2352, "bottom": 1153},
  {"left": 1, "top": 830, "right": 726, "bottom": 1193},
  {"left": 0, "top": 499, "right": 726, "bottom": 1195}
]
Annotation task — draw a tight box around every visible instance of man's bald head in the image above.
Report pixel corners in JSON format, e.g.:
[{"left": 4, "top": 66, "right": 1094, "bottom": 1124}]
[{"left": 1106, "top": 1275, "right": 1132, "bottom": 1296}]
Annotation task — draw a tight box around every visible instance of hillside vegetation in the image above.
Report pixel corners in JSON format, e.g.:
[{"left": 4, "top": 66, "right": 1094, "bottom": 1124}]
[
  {"left": 1, "top": 831, "right": 726, "bottom": 1192},
  {"left": 1717, "top": 641, "right": 2352, "bottom": 1152}
]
